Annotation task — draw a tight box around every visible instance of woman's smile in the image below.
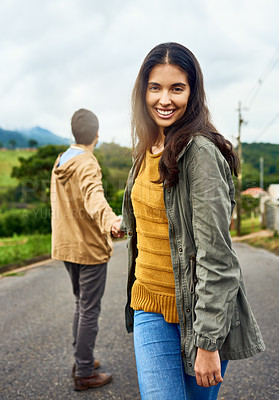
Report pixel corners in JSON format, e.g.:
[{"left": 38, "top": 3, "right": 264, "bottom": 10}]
[{"left": 155, "top": 108, "right": 176, "bottom": 118}]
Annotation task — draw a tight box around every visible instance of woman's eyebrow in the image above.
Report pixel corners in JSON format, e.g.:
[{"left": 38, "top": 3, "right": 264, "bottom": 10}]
[
  {"left": 171, "top": 82, "right": 187, "bottom": 87},
  {"left": 147, "top": 82, "right": 187, "bottom": 86}
]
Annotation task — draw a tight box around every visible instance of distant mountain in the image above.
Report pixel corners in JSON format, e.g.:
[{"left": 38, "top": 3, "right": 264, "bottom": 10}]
[
  {"left": 0, "top": 128, "right": 29, "bottom": 148},
  {"left": 20, "top": 126, "right": 69, "bottom": 146},
  {"left": 0, "top": 126, "right": 69, "bottom": 148}
]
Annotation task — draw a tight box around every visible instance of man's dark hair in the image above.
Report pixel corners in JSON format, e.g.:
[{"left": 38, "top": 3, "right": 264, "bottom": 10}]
[{"left": 71, "top": 108, "right": 99, "bottom": 145}]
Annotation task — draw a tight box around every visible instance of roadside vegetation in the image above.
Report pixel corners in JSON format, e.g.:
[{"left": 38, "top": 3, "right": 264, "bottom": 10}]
[
  {"left": 230, "top": 216, "right": 262, "bottom": 237},
  {"left": 0, "top": 234, "right": 51, "bottom": 272},
  {"left": 243, "top": 232, "right": 279, "bottom": 256}
]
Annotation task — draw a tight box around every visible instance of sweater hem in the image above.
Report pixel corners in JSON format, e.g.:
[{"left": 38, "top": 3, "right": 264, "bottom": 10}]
[{"left": 131, "top": 281, "right": 179, "bottom": 324}]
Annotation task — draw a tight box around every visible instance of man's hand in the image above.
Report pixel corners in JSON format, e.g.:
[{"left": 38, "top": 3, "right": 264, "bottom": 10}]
[
  {"left": 194, "top": 348, "right": 223, "bottom": 387},
  {"left": 111, "top": 219, "right": 125, "bottom": 238}
]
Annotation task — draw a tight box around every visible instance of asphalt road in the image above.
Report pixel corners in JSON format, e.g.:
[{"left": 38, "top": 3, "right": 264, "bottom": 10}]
[{"left": 0, "top": 241, "right": 278, "bottom": 400}]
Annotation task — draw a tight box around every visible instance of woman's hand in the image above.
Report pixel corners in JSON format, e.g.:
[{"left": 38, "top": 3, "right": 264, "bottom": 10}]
[
  {"left": 111, "top": 219, "right": 125, "bottom": 238},
  {"left": 194, "top": 348, "right": 223, "bottom": 387}
]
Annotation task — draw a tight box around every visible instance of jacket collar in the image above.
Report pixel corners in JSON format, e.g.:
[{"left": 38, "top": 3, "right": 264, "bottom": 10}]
[
  {"left": 70, "top": 144, "right": 92, "bottom": 154},
  {"left": 176, "top": 138, "right": 194, "bottom": 162}
]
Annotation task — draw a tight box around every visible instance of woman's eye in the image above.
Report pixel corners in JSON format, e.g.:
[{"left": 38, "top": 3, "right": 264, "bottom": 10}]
[
  {"left": 149, "top": 85, "right": 159, "bottom": 91},
  {"left": 172, "top": 87, "right": 183, "bottom": 92}
]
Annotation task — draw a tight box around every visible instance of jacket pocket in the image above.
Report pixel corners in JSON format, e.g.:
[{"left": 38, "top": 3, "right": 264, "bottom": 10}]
[
  {"left": 189, "top": 255, "right": 198, "bottom": 294},
  {"left": 230, "top": 302, "right": 240, "bottom": 329}
]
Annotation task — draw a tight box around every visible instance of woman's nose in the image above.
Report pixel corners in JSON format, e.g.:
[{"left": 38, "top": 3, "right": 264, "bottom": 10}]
[{"left": 159, "top": 90, "right": 171, "bottom": 106}]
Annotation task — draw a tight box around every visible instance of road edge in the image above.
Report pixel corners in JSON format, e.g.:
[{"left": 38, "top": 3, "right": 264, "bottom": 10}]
[{"left": 0, "top": 258, "right": 55, "bottom": 279}]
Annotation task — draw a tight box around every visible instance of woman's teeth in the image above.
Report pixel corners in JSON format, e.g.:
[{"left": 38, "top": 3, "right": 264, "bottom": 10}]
[{"left": 157, "top": 109, "right": 174, "bottom": 116}]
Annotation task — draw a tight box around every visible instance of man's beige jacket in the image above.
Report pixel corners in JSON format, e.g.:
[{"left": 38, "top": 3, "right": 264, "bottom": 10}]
[{"left": 51, "top": 145, "right": 119, "bottom": 265}]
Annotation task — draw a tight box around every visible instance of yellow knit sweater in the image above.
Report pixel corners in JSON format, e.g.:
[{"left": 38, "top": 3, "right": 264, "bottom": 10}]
[{"left": 130, "top": 150, "right": 179, "bottom": 323}]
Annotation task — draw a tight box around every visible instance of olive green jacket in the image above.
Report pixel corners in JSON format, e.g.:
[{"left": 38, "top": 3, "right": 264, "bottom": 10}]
[{"left": 122, "top": 135, "right": 265, "bottom": 376}]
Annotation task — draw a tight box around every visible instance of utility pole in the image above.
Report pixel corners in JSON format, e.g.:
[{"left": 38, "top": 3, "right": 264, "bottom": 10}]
[
  {"left": 260, "top": 157, "right": 264, "bottom": 189},
  {"left": 259, "top": 156, "right": 264, "bottom": 228},
  {"left": 236, "top": 101, "right": 244, "bottom": 236}
]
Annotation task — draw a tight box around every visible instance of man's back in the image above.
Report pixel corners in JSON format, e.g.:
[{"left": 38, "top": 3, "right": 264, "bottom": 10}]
[
  {"left": 50, "top": 109, "right": 120, "bottom": 391},
  {"left": 51, "top": 144, "right": 117, "bottom": 265}
]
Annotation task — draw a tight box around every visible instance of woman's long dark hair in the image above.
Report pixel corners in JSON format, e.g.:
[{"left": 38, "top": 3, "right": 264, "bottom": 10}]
[{"left": 131, "top": 42, "right": 239, "bottom": 186}]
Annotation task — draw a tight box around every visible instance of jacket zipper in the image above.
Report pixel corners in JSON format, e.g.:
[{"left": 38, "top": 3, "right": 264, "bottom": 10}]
[
  {"left": 184, "top": 169, "right": 197, "bottom": 294},
  {"left": 170, "top": 218, "right": 187, "bottom": 356}
]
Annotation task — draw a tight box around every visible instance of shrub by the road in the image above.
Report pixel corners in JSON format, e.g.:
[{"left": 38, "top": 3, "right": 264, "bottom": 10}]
[{"left": 0, "top": 205, "right": 51, "bottom": 237}]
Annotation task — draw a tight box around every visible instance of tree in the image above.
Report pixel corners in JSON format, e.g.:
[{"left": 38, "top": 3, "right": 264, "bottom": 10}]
[
  {"left": 8, "top": 139, "right": 17, "bottom": 150},
  {"left": 0, "top": 141, "right": 2, "bottom": 148},
  {"left": 11, "top": 145, "right": 67, "bottom": 203},
  {"left": 95, "top": 142, "right": 132, "bottom": 192},
  {"left": 241, "top": 194, "right": 260, "bottom": 216},
  {"left": 241, "top": 194, "right": 260, "bottom": 233},
  {"left": 28, "top": 139, "right": 38, "bottom": 148}
]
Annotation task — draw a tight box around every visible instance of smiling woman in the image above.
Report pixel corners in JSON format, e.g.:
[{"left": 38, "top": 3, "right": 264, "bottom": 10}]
[{"left": 122, "top": 42, "right": 265, "bottom": 400}]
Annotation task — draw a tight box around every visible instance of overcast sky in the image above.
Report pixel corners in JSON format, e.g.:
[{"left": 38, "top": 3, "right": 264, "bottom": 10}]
[{"left": 0, "top": 0, "right": 278, "bottom": 146}]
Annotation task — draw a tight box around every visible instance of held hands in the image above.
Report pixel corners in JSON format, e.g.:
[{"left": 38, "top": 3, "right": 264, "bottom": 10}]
[
  {"left": 111, "top": 219, "right": 125, "bottom": 238},
  {"left": 194, "top": 348, "right": 223, "bottom": 387}
]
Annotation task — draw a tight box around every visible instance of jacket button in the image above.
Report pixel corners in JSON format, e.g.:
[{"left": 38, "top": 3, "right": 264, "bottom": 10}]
[
  {"left": 179, "top": 248, "right": 183, "bottom": 252},
  {"left": 128, "top": 230, "right": 132, "bottom": 236},
  {"left": 189, "top": 362, "right": 193, "bottom": 367},
  {"left": 186, "top": 309, "right": 190, "bottom": 313},
  {"left": 167, "top": 189, "right": 171, "bottom": 193}
]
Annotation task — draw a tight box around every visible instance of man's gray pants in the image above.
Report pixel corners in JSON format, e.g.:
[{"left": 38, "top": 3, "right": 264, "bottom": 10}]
[{"left": 64, "top": 261, "right": 107, "bottom": 378}]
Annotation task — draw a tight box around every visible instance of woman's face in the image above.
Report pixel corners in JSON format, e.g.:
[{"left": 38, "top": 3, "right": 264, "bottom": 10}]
[{"left": 145, "top": 64, "right": 190, "bottom": 133}]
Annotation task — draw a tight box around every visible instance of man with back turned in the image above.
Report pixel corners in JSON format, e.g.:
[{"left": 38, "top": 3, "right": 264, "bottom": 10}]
[{"left": 51, "top": 108, "right": 122, "bottom": 391}]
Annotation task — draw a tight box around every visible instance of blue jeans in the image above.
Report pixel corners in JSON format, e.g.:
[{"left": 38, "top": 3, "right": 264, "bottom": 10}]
[{"left": 134, "top": 310, "right": 228, "bottom": 400}]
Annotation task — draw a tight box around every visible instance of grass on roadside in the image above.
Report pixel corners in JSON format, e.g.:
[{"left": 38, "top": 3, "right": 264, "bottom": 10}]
[
  {"left": 230, "top": 216, "right": 261, "bottom": 237},
  {"left": 2, "top": 271, "right": 26, "bottom": 277},
  {"left": 0, "top": 233, "right": 51, "bottom": 270},
  {"left": 244, "top": 233, "right": 279, "bottom": 256}
]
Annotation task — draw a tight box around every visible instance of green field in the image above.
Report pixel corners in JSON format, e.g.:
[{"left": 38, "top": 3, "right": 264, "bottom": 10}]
[{"left": 0, "top": 149, "right": 35, "bottom": 189}]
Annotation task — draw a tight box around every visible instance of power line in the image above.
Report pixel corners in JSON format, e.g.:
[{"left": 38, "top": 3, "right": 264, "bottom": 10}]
[
  {"left": 246, "top": 49, "right": 279, "bottom": 110},
  {"left": 254, "top": 111, "right": 279, "bottom": 141},
  {"left": 261, "top": 49, "right": 279, "bottom": 81}
]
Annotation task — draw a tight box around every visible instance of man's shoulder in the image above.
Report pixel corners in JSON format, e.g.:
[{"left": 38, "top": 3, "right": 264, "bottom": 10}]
[
  {"left": 76, "top": 151, "right": 98, "bottom": 164},
  {"left": 75, "top": 152, "right": 101, "bottom": 175}
]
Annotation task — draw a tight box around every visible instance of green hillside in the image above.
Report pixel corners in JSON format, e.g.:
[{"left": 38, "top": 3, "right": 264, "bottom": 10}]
[
  {"left": 95, "top": 142, "right": 132, "bottom": 191},
  {"left": 0, "top": 142, "right": 278, "bottom": 196},
  {"left": 0, "top": 128, "right": 29, "bottom": 148},
  {"left": 241, "top": 142, "right": 279, "bottom": 189},
  {"left": 0, "top": 149, "right": 35, "bottom": 191}
]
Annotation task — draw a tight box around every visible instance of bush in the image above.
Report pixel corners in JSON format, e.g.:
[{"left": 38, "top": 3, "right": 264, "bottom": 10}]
[
  {"left": 0, "top": 205, "right": 51, "bottom": 237},
  {"left": 108, "top": 189, "right": 124, "bottom": 216}
]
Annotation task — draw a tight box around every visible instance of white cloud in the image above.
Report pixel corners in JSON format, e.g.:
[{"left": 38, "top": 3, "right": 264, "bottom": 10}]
[{"left": 0, "top": 0, "right": 278, "bottom": 145}]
